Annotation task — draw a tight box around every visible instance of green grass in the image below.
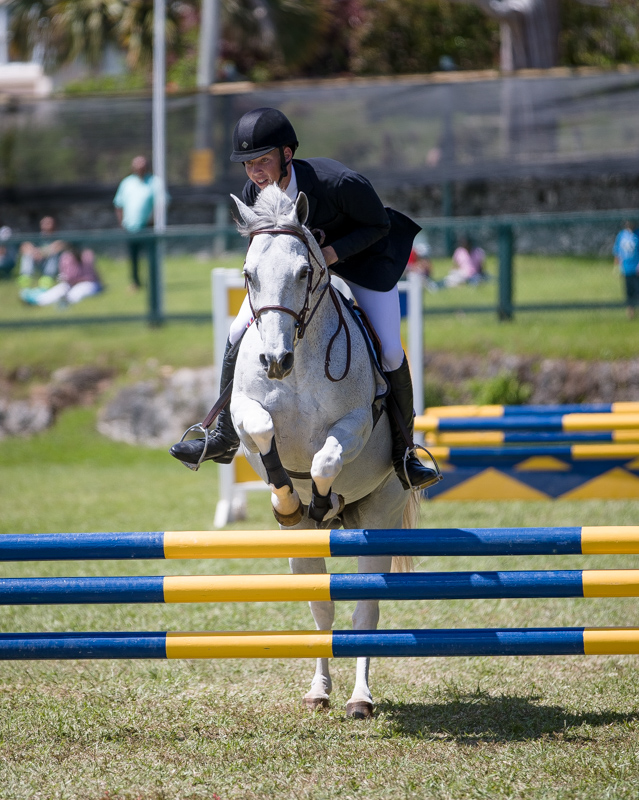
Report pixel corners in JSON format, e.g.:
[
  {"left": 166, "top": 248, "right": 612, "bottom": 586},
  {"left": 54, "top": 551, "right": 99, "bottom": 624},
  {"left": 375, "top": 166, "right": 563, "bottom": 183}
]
[
  {"left": 0, "top": 252, "right": 244, "bottom": 374},
  {"left": 423, "top": 255, "right": 632, "bottom": 360},
  {"left": 0, "top": 253, "right": 632, "bottom": 378},
  {"left": 2, "top": 406, "right": 639, "bottom": 798},
  {"left": 1, "top": 253, "right": 639, "bottom": 798}
]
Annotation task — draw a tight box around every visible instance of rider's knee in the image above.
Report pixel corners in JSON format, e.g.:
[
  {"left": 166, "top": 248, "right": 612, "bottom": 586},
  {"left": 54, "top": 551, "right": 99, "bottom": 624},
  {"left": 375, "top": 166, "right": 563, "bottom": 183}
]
[{"left": 380, "top": 344, "right": 404, "bottom": 372}]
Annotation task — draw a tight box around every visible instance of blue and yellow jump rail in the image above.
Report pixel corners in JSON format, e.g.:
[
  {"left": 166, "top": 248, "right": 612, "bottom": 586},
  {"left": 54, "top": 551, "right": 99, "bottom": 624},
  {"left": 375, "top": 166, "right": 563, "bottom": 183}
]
[
  {"left": 3, "top": 526, "right": 639, "bottom": 560},
  {"left": 2, "top": 628, "right": 639, "bottom": 660},
  {"left": 426, "top": 403, "right": 639, "bottom": 417},
  {"left": 415, "top": 413, "right": 639, "bottom": 433},
  {"left": 423, "top": 444, "right": 639, "bottom": 465},
  {"left": 410, "top": 406, "right": 639, "bottom": 500},
  {"left": 3, "top": 569, "right": 639, "bottom": 604},
  {"left": 3, "top": 525, "right": 639, "bottom": 662},
  {"left": 427, "top": 431, "right": 639, "bottom": 445}
]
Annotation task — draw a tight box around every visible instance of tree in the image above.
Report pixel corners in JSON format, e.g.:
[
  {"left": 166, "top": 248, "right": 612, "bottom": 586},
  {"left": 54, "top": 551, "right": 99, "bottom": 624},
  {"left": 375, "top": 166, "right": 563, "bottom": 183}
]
[
  {"left": 7, "top": 0, "right": 191, "bottom": 70},
  {"left": 561, "top": 0, "right": 639, "bottom": 67},
  {"left": 448, "top": 0, "right": 561, "bottom": 70},
  {"left": 352, "top": 0, "right": 499, "bottom": 75},
  {"left": 221, "top": 0, "right": 330, "bottom": 81}
]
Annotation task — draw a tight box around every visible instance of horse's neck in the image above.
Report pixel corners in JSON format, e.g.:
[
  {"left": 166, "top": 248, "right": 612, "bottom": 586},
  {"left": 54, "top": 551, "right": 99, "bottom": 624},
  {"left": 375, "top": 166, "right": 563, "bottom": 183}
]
[{"left": 294, "top": 283, "right": 375, "bottom": 393}]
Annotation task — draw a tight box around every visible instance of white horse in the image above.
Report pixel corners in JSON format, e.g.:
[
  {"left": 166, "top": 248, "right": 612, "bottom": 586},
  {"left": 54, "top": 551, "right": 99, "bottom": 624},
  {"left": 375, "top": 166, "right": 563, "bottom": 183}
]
[{"left": 230, "top": 185, "right": 418, "bottom": 718}]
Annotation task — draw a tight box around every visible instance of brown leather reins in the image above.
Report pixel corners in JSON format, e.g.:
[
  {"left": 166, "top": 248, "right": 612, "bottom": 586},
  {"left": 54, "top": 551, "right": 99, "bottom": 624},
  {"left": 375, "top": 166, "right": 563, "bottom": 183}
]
[{"left": 245, "top": 227, "right": 351, "bottom": 382}]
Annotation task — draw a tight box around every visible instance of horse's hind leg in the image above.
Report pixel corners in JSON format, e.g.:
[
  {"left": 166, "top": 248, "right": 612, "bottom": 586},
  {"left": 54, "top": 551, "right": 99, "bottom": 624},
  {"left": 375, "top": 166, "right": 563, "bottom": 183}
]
[
  {"left": 347, "top": 554, "right": 392, "bottom": 719},
  {"left": 289, "top": 556, "right": 334, "bottom": 710},
  {"left": 341, "top": 472, "right": 406, "bottom": 719}
]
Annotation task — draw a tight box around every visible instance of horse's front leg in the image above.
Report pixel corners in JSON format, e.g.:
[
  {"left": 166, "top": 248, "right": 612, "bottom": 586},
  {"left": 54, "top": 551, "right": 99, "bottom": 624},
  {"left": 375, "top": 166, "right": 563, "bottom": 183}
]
[
  {"left": 289, "top": 556, "right": 334, "bottom": 711},
  {"left": 309, "top": 408, "right": 372, "bottom": 523},
  {"left": 232, "top": 395, "right": 302, "bottom": 524},
  {"left": 347, "top": 555, "right": 393, "bottom": 719}
]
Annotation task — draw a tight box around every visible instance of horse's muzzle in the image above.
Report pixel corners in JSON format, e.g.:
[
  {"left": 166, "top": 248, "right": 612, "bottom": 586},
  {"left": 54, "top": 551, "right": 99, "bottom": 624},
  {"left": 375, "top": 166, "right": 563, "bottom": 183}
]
[{"left": 260, "top": 351, "right": 294, "bottom": 380}]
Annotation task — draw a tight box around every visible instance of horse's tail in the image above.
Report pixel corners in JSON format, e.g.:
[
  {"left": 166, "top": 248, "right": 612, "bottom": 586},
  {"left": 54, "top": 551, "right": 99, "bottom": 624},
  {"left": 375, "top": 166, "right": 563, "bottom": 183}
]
[{"left": 390, "top": 490, "right": 421, "bottom": 573}]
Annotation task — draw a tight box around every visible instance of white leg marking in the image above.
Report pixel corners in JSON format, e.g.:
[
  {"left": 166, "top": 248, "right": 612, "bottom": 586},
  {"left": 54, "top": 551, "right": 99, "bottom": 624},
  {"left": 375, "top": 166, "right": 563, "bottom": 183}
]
[
  {"left": 290, "top": 557, "right": 333, "bottom": 705},
  {"left": 348, "top": 555, "right": 393, "bottom": 712}
]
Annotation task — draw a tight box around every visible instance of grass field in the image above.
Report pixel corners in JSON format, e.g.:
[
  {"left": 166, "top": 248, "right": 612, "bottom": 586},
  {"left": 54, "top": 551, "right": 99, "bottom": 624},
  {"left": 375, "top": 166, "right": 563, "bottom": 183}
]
[
  {"left": 0, "top": 251, "right": 633, "bottom": 374},
  {"left": 1, "top": 253, "right": 639, "bottom": 799}
]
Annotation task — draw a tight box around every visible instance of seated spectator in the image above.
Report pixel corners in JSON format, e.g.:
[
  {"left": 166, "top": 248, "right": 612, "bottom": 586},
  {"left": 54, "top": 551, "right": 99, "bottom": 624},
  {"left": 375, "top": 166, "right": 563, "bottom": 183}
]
[
  {"left": 17, "top": 216, "right": 66, "bottom": 290},
  {"left": 20, "top": 246, "right": 102, "bottom": 308},
  {"left": 613, "top": 220, "right": 639, "bottom": 320},
  {"left": 0, "top": 225, "right": 16, "bottom": 280},
  {"left": 440, "top": 235, "right": 488, "bottom": 289}
]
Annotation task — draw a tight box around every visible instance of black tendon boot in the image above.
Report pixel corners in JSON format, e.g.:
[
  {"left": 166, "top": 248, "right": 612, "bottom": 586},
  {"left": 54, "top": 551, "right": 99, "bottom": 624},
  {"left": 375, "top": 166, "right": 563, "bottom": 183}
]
[
  {"left": 170, "top": 338, "right": 241, "bottom": 467},
  {"left": 385, "top": 355, "right": 441, "bottom": 491}
]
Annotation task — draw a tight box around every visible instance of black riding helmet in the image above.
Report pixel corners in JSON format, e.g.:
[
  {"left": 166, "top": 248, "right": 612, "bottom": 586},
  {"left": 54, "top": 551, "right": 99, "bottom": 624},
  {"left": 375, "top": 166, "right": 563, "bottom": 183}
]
[{"left": 230, "top": 107, "right": 298, "bottom": 168}]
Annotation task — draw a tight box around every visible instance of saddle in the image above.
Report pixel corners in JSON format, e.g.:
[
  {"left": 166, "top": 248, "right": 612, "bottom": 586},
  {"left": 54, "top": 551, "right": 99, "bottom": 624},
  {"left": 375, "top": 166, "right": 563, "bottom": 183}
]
[{"left": 335, "top": 289, "right": 390, "bottom": 425}]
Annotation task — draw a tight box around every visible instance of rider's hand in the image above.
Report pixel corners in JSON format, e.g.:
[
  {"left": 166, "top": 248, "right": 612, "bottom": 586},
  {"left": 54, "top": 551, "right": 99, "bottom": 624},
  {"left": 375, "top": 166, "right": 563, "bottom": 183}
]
[{"left": 321, "top": 245, "right": 338, "bottom": 266}]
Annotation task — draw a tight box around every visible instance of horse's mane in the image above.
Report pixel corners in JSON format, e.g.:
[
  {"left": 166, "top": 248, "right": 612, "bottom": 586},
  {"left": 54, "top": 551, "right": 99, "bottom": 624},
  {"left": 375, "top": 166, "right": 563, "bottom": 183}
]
[
  {"left": 236, "top": 184, "right": 327, "bottom": 268},
  {"left": 236, "top": 184, "right": 306, "bottom": 239}
]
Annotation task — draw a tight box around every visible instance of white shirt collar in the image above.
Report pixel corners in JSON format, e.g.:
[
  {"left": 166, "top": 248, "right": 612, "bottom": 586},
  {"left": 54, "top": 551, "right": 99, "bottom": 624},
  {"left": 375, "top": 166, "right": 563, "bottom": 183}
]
[{"left": 284, "top": 165, "right": 298, "bottom": 201}]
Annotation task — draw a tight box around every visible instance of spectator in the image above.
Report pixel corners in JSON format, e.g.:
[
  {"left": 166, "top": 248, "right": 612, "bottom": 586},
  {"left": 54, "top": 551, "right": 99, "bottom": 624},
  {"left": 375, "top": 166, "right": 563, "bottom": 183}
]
[
  {"left": 440, "top": 235, "right": 487, "bottom": 289},
  {"left": 17, "top": 216, "right": 66, "bottom": 289},
  {"left": 613, "top": 220, "right": 639, "bottom": 320},
  {"left": 20, "top": 246, "right": 102, "bottom": 308},
  {"left": 113, "top": 155, "right": 167, "bottom": 292},
  {"left": 406, "top": 240, "right": 439, "bottom": 292},
  {"left": 407, "top": 241, "right": 433, "bottom": 278},
  {"left": 0, "top": 225, "right": 16, "bottom": 279}
]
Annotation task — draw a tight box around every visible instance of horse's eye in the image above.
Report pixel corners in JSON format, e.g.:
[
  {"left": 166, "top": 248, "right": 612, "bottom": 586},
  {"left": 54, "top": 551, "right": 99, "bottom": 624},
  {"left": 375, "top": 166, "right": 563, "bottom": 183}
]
[
  {"left": 299, "top": 268, "right": 309, "bottom": 281},
  {"left": 244, "top": 271, "right": 253, "bottom": 284}
]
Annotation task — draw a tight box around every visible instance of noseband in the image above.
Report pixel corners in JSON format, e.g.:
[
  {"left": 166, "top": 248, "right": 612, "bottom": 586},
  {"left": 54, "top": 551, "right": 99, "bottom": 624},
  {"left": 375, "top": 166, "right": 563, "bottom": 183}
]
[{"left": 244, "top": 227, "right": 351, "bottom": 382}]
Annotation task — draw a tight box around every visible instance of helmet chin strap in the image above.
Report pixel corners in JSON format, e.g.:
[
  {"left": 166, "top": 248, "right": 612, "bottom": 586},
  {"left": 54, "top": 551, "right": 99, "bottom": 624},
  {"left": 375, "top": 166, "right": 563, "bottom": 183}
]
[{"left": 278, "top": 146, "right": 291, "bottom": 185}]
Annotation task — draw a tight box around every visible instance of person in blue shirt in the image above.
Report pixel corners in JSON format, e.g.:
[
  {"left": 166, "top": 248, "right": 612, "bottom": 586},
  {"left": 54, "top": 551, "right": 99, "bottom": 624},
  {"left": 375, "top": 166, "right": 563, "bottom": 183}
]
[
  {"left": 114, "top": 156, "right": 165, "bottom": 291},
  {"left": 613, "top": 221, "right": 639, "bottom": 319}
]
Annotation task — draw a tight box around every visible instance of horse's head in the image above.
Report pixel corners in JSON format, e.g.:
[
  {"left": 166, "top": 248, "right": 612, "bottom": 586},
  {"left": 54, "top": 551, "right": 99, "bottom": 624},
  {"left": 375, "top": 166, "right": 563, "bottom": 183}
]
[{"left": 232, "top": 186, "right": 326, "bottom": 380}]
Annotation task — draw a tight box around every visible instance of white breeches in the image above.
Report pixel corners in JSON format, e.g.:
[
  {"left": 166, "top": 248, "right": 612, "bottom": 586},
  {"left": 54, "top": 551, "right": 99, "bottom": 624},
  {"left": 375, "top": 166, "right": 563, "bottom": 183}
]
[
  {"left": 229, "top": 281, "right": 404, "bottom": 372},
  {"left": 35, "top": 281, "right": 101, "bottom": 306}
]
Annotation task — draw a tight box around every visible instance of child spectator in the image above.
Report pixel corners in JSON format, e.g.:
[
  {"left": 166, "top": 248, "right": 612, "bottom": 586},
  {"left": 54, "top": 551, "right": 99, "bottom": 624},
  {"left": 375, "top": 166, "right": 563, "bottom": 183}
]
[
  {"left": 20, "top": 246, "right": 102, "bottom": 308},
  {"left": 441, "top": 235, "right": 487, "bottom": 288},
  {"left": 17, "top": 216, "right": 66, "bottom": 289},
  {"left": 613, "top": 221, "right": 639, "bottom": 320}
]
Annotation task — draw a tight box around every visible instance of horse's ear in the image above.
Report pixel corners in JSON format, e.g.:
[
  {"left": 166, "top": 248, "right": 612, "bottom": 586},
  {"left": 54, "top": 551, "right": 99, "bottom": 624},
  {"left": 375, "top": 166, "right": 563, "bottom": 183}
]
[
  {"left": 295, "top": 192, "right": 309, "bottom": 226},
  {"left": 230, "top": 194, "right": 258, "bottom": 226}
]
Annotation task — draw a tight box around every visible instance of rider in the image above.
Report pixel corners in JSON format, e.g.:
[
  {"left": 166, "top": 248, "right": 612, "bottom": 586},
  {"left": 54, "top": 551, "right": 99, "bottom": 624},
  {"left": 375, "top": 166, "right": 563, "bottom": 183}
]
[{"left": 170, "top": 107, "right": 438, "bottom": 491}]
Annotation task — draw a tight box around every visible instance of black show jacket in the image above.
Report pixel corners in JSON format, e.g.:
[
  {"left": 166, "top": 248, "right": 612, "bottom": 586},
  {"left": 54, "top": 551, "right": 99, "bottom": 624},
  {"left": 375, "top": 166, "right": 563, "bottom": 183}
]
[{"left": 241, "top": 157, "right": 420, "bottom": 292}]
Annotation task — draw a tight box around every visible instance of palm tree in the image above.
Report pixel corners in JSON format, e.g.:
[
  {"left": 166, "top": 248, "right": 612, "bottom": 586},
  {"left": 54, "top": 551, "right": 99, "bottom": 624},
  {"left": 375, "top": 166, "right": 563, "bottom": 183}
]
[
  {"left": 115, "top": 0, "right": 184, "bottom": 69},
  {"left": 7, "top": 0, "right": 187, "bottom": 70},
  {"left": 7, "top": 0, "right": 55, "bottom": 64},
  {"left": 49, "top": 0, "right": 121, "bottom": 69}
]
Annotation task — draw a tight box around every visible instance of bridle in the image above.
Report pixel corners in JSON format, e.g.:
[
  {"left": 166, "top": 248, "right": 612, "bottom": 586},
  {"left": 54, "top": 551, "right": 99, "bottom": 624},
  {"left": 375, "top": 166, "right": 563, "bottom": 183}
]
[{"left": 244, "top": 227, "right": 351, "bottom": 382}]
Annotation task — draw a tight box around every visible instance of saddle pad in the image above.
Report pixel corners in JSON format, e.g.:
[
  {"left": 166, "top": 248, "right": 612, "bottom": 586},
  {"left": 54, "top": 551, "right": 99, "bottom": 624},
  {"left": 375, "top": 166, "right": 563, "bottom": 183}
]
[{"left": 336, "top": 289, "right": 390, "bottom": 402}]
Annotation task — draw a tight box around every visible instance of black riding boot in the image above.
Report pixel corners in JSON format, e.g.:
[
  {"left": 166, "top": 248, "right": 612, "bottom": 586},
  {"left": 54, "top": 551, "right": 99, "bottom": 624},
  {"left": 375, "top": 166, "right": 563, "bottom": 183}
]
[
  {"left": 385, "top": 355, "right": 441, "bottom": 491},
  {"left": 170, "top": 337, "right": 241, "bottom": 467}
]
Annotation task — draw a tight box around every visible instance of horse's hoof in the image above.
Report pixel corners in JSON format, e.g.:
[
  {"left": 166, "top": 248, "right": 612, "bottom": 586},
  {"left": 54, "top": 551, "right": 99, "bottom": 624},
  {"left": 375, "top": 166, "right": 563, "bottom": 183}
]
[
  {"left": 346, "top": 701, "right": 373, "bottom": 719},
  {"left": 302, "top": 697, "right": 330, "bottom": 712},
  {"left": 273, "top": 500, "right": 303, "bottom": 527}
]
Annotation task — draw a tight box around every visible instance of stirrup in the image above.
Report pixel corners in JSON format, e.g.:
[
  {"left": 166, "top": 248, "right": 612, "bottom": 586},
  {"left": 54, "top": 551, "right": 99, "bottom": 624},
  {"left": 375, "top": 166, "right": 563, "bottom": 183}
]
[
  {"left": 402, "top": 444, "right": 443, "bottom": 492},
  {"left": 176, "top": 423, "right": 210, "bottom": 472}
]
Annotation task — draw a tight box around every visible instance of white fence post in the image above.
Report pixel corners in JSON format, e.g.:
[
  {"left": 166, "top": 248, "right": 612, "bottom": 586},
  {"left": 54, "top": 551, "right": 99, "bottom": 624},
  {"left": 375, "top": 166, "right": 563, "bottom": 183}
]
[{"left": 212, "top": 268, "right": 249, "bottom": 527}]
